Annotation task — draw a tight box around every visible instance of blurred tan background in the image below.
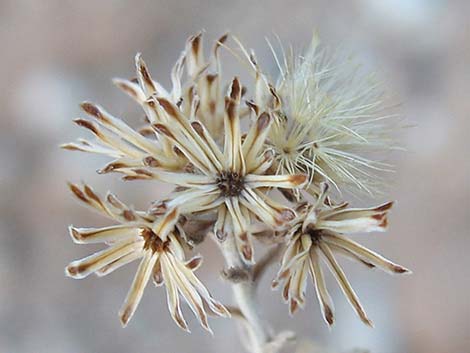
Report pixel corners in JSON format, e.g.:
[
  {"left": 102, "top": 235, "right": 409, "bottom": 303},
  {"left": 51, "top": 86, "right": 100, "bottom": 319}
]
[{"left": 1, "top": 0, "right": 469, "bottom": 352}]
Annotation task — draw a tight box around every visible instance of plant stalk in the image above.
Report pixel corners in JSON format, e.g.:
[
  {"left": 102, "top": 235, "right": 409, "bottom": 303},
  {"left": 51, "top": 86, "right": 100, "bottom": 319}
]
[{"left": 220, "top": 235, "right": 270, "bottom": 353}]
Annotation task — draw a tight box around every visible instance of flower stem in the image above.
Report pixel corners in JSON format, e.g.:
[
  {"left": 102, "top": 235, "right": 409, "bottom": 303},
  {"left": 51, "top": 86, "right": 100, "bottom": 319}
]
[{"left": 220, "top": 235, "right": 270, "bottom": 353}]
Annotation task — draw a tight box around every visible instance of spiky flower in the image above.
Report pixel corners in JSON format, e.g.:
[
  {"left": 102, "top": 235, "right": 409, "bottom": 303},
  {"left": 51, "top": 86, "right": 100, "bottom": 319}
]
[
  {"left": 63, "top": 32, "right": 409, "bottom": 353},
  {"left": 230, "top": 35, "right": 397, "bottom": 198},
  {"left": 65, "top": 183, "right": 229, "bottom": 330},
  {"left": 273, "top": 184, "right": 410, "bottom": 326},
  {"left": 141, "top": 79, "right": 307, "bottom": 263},
  {"left": 64, "top": 33, "right": 305, "bottom": 327},
  {"left": 63, "top": 34, "right": 306, "bottom": 264}
]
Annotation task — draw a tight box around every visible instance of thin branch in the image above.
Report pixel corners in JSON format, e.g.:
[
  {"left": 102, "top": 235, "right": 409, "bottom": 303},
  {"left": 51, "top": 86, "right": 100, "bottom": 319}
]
[{"left": 219, "top": 234, "right": 271, "bottom": 353}]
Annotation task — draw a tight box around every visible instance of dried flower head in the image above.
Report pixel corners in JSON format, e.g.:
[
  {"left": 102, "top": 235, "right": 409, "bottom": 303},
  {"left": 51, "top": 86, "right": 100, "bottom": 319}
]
[
  {"left": 63, "top": 32, "right": 409, "bottom": 352},
  {"left": 144, "top": 81, "right": 307, "bottom": 263},
  {"left": 230, "top": 35, "right": 398, "bottom": 198},
  {"left": 65, "top": 183, "right": 229, "bottom": 330},
  {"left": 272, "top": 183, "right": 410, "bottom": 326}
]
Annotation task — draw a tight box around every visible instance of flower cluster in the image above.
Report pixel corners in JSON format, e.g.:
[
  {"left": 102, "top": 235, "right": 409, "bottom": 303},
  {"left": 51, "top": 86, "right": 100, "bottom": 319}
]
[
  {"left": 65, "top": 183, "right": 229, "bottom": 329},
  {"left": 272, "top": 183, "right": 409, "bottom": 327},
  {"left": 64, "top": 33, "right": 409, "bottom": 335}
]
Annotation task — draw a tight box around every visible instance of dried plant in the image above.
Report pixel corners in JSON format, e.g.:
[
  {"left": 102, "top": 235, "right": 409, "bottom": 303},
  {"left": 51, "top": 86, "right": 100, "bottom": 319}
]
[{"left": 63, "top": 33, "right": 410, "bottom": 353}]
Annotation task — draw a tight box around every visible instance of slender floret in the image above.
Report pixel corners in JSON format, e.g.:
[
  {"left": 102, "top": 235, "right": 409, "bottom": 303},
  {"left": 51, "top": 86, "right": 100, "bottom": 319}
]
[
  {"left": 272, "top": 183, "right": 410, "bottom": 326},
  {"left": 65, "top": 183, "right": 229, "bottom": 330}
]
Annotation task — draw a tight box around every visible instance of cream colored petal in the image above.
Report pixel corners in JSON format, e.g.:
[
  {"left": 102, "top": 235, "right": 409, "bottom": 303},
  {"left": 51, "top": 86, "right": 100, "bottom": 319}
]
[
  {"left": 186, "top": 32, "right": 206, "bottom": 79},
  {"left": 319, "top": 242, "right": 373, "bottom": 327},
  {"left": 66, "top": 239, "right": 140, "bottom": 279},
  {"left": 288, "top": 259, "right": 309, "bottom": 314},
  {"left": 152, "top": 259, "right": 164, "bottom": 286},
  {"left": 80, "top": 102, "right": 162, "bottom": 158},
  {"left": 243, "top": 112, "right": 273, "bottom": 170},
  {"left": 249, "top": 149, "right": 274, "bottom": 175},
  {"left": 61, "top": 139, "right": 124, "bottom": 159},
  {"left": 73, "top": 118, "right": 144, "bottom": 159},
  {"left": 167, "top": 232, "right": 186, "bottom": 262},
  {"left": 160, "top": 254, "right": 189, "bottom": 331},
  {"left": 245, "top": 174, "right": 307, "bottom": 189},
  {"left": 168, "top": 189, "right": 223, "bottom": 213},
  {"left": 185, "top": 255, "right": 203, "bottom": 271},
  {"left": 240, "top": 188, "right": 294, "bottom": 227},
  {"left": 327, "top": 243, "right": 376, "bottom": 270},
  {"left": 155, "top": 98, "right": 220, "bottom": 173},
  {"left": 224, "top": 78, "right": 244, "bottom": 173},
  {"left": 190, "top": 121, "right": 224, "bottom": 169},
  {"left": 323, "top": 233, "right": 411, "bottom": 274},
  {"left": 272, "top": 245, "right": 295, "bottom": 289},
  {"left": 97, "top": 157, "right": 144, "bottom": 174},
  {"left": 214, "top": 205, "right": 229, "bottom": 242},
  {"left": 317, "top": 217, "right": 387, "bottom": 234},
  {"left": 280, "top": 240, "right": 311, "bottom": 276},
  {"left": 171, "top": 51, "right": 185, "bottom": 102},
  {"left": 183, "top": 263, "right": 230, "bottom": 318},
  {"left": 135, "top": 53, "right": 156, "bottom": 95},
  {"left": 242, "top": 112, "right": 271, "bottom": 154},
  {"left": 273, "top": 235, "right": 310, "bottom": 286},
  {"left": 71, "top": 186, "right": 141, "bottom": 223},
  {"left": 188, "top": 87, "right": 200, "bottom": 119},
  {"left": 255, "top": 189, "right": 297, "bottom": 226},
  {"left": 174, "top": 253, "right": 229, "bottom": 320},
  {"left": 188, "top": 121, "right": 224, "bottom": 173},
  {"left": 194, "top": 75, "right": 222, "bottom": 131},
  {"left": 68, "top": 183, "right": 118, "bottom": 220},
  {"left": 105, "top": 192, "right": 128, "bottom": 210},
  {"left": 165, "top": 253, "right": 212, "bottom": 333},
  {"left": 226, "top": 198, "right": 254, "bottom": 263},
  {"left": 118, "top": 167, "right": 155, "bottom": 181},
  {"left": 96, "top": 251, "right": 143, "bottom": 277},
  {"left": 239, "top": 188, "right": 279, "bottom": 226},
  {"left": 282, "top": 277, "right": 291, "bottom": 303},
  {"left": 119, "top": 251, "right": 159, "bottom": 327},
  {"left": 68, "top": 224, "right": 141, "bottom": 244},
  {"left": 112, "top": 78, "right": 147, "bottom": 103},
  {"left": 298, "top": 260, "right": 310, "bottom": 304},
  {"left": 153, "top": 122, "right": 213, "bottom": 174},
  {"left": 225, "top": 198, "right": 245, "bottom": 236},
  {"left": 135, "top": 53, "right": 169, "bottom": 97},
  {"left": 309, "top": 246, "right": 335, "bottom": 326},
  {"left": 319, "top": 201, "right": 393, "bottom": 233},
  {"left": 152, "top": 208, "right": 180, "bottom": 241},
  {"left": 142, "top": 97, "right": 163, "bottom": 123},
  {"left": 213, "top": 33, "right": 228, "bottom": 75},
  {"left": 313, "top": 182, "right": 330, "bottom": 209},
  {"left": 277, "top": 233, "right": 302, "bottom": 270},
  {"left": 149, "top": 169, "right": 215, "bottom": 189},
  {"left": 301, "top": 206, "right": 318, "bottom": 233}
]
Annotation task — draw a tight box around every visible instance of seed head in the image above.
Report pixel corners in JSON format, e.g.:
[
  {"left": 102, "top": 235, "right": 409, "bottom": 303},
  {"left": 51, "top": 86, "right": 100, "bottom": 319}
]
[{"left": 63, "top": 32, "right": 409, "bottom": 339}]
